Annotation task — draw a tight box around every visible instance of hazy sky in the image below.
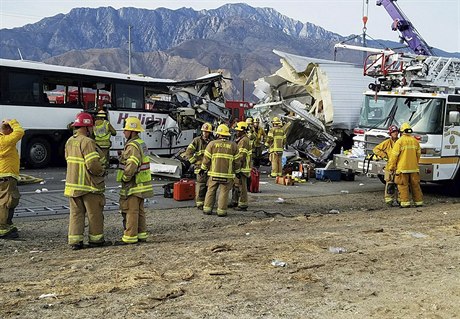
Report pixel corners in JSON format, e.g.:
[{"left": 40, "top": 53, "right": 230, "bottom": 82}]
[{"left": 0, "top": 0, "right": 459, "bottom": 52}]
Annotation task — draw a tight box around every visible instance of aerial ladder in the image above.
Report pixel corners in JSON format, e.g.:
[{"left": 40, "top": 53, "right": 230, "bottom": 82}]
[{"left": 376, "top": 0, "right": 433, "bottom": 56}]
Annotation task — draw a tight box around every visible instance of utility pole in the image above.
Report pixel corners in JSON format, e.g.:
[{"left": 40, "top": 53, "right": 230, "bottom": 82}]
[{"left": 128, "top": 25, "right": 132, "bottom": 74}]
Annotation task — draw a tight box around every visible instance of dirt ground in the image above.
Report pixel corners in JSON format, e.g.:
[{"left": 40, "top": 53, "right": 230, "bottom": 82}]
[{"left": 1, "top": 187, "right": 460, "bottom": 319}]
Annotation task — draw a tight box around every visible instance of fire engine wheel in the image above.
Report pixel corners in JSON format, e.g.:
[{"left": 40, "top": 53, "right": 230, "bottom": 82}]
[
  {"left": 26, "top": 138, "right": 51, "bottom": 168},
  {"left": 377, "top": 174, "right": 386, "bottom": 184}
]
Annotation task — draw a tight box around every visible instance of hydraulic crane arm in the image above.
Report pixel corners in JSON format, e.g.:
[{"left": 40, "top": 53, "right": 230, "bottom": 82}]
[{"left": 376, "top": 0, "right": 433, "bottom": 56}]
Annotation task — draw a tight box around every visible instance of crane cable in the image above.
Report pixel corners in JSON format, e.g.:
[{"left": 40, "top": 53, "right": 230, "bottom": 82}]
[{"left": 362, "top": 0, "right": 369, "bottom": 33}]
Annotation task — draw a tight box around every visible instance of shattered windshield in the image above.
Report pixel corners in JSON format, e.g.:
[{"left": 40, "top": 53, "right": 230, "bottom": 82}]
[{"left": 359, "top": 95, "right": 444, "bottom": 134}]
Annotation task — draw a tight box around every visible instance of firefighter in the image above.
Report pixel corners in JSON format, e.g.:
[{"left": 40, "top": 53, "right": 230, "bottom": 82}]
[
  {"left": 265, "top": 117, "right": 286, "bottom": 178},
  {"left": 373, "top": 125, "right": 400, "bottom": 206},
  {"left": 230, "top": 121, "right": 252, "bottom": 211},
  {"left": 183, "top": 122, "right": 213, "bottom": 210},
  {"left": 0, "top": 119, "right": 24, "bottom": 239},
  {"left": 387, "top": 122, "right": 423, "bottom": 208},
  {"left": 64, "top": 112, "right": 107, "bottom": 250},
  {"left": 200, "top": 124, "right": 241, "bottom": 217},
  {"left": 246, "top": 117, "right": 256, "bottom": 148},
  {"left": 252, "top": 118, "right": 266, "bottom": 168},
  {"left": 94, "top": 110, "right": 117, "bottom": 163},
  {"left": 116, "top": 117, "right": 154, "bottom": 244}
]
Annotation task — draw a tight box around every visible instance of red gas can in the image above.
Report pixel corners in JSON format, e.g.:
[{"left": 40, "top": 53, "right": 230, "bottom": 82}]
[
  {"left": 173, "top": 179, "right": 195, "bottom": 201},
  {"left": 249, "top": 167, "right": 260, "bottom": 193}
]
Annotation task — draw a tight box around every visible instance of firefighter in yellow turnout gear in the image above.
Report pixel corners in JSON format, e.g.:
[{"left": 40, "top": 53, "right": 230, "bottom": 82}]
[
  {"left": 265, "top": 117, "right": 286, "bottom": 177},
  {"left": 0, "top": 119, "right": 24, "bottom": 239},
  {"left": 387, "top": 123, "right": 423, "bottom": 208},
  {"left": 231, "top": 121, "right": 252, "bottom": 211},
  {"left": 116, "top": 117, "right": 153, "bottom": 244},
  {"left": 183, "top": 122, "right": 213, "bottom": 209},
  {"left": 64, "top": 113, "right": 107, "bottom": 250},
  {"left": 252, "top": 118, "right": 266, "bottom": 168},
  {"left": 373, "top": 125, "right": 400, "bottom": 205},
  {"left": 94, "top": 110, "right": 116, "bottom": 163},
  {"left": 201, "top": 124, "right": 241, "bottom": 217}
]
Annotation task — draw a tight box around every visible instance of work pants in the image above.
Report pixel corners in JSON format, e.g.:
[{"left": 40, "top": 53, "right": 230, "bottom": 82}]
[
  {"left": 68, "top": 193, "right": 105, "bottom": 245},
  {"left": 383, "top": 170, "right": 398, "bottom": 204},
  {"left": 195, "top": 172, "right": 208, "bottom": 207},
  {"left": 270, "top": 152, "right": 283, "bottom": 177},
  {"left": 203, "top": 178, "right": 234, "bottom": 216},
  {"left": 253, "top": 146, "right": 262, "bottom": 167},
  {"left": 231, "top": 175, "right": 248, "bottom": 208},
  {"left": 0, "top": 178, "right": 20, "bottom": 236},
  {"left": 394, "top": 172, "right": 423, "bottom": 207},
  {"left": 120, "top": 195, "right": 147, "bottom": 243}
]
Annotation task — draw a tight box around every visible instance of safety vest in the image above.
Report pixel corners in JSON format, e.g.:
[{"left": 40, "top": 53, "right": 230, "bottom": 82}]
[
  {"left": 201, "top": 138, "right": 241, "bottom": 179},
  {"left": 94, "top": 120, "right": 111, "bottom": 149},
  {"left": 266, "top": 127, "right": 285, "bottom": 153},
  {"left": 236, "top": 135, "right": 252, "bottom": 175},
  {"left": 117, "top": 138, "right": 153, "bottom": 198},
  {"left": 64, "top": 133, "right": 106, "bottom": 197}
]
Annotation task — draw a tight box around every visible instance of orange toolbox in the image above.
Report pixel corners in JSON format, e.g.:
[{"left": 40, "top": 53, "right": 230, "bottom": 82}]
[{"left": 173, "top": 179, "right": 195, "bottom": 201}]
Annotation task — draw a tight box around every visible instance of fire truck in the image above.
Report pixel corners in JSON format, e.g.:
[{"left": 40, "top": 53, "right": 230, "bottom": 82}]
[{"left": 333, "top": 52, "right": 460, "bottom": 187}]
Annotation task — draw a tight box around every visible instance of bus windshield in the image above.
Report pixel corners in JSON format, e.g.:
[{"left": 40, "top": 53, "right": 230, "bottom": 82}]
[{"left": 359, "top": 95, "right": 445, "bottom": 134}]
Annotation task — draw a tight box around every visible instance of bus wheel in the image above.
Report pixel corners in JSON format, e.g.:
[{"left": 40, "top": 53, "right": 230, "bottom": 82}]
[{"left": 26, "top": 138, "right": 51, "bottom": 168}]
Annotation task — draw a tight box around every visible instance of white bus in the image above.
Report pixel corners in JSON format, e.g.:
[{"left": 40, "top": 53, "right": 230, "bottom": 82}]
[{"left": 0, "top": 58, "right": 224, "bottom": 168}]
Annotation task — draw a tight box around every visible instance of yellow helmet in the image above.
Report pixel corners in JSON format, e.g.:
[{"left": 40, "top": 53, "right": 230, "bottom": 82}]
[
  {"left": 123, "top": 117, "right": 144, "bottom": 132},
  {"left": 96, "top": 110, "right": 107, "bottom": 118},
  {"left": 235, "top": 121, "right": 248, "bottom": 132},
  {"left": 201, "top": 122, "right": 213, "bottom": 133},
  {"left": 245, "top": 117, "right": 253, "bottom": 124},
  {"left": 272, "top": 116, "right": 282, "bottom": 124},
  {"left": 215, "top": 124, "right": 231, "bottom": 137},
  {"left": 400, "top": 122, "right": 412, "bottom": 133}
]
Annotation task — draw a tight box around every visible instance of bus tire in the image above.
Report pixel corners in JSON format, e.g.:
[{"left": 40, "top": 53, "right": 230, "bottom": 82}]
[{"left": 26, "top": 137, "right": 51, "bottom": 168}]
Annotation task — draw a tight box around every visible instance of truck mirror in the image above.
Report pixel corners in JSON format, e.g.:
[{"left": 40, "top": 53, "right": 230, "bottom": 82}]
[{"left": 448, "top": 111, "right": 460, "bottom": 125}]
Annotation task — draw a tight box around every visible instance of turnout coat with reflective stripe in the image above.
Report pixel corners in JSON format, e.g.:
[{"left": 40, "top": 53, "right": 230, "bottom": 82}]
[
  {"left": 387, "top": 134, "right": 421, "bottom": 173},
  {"left": 118, "top": 137, "right": 153, "bottom": 199},
  {"left": 184, "top": 135, "right": 211, "bottom": 174},
  {"left": 265, "top": 126, "right": 286, "bottom": 153},
  {"left": 201, "top": 138, "right": 241, "bottom": 179},
  {"left": 236, "top": 135, "right": 252, "bottom": 175},
  {"left": 0, "top": 119, "right": 24, "bottom": 180},
  {"left": 64, "top": 133, "right": 106, "bottom": 197}
]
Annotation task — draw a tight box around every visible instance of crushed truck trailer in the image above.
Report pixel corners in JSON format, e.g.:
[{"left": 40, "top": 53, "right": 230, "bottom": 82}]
[{"left": 251, "top": 49, "right": 370, "bottom": 164}]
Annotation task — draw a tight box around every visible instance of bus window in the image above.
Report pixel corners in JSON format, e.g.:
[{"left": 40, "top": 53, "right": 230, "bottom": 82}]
[
  {"left": 8, "top": 72, "right": 40, "bottom": 104},
  {"left": 115, "top": 83, "right": 143, "bottom": 109}
]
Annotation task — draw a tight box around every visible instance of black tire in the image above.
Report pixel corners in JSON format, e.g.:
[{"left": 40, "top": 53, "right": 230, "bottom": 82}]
[
  {"left": 26, "top": 137, "right": 51, "bottom": 168},
  {"left": 377, "top": 174, "right": 386, "bottom": 184}
]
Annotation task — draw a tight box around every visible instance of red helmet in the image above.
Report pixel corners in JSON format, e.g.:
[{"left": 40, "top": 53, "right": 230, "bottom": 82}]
[
  {"left": 72, "top": 112, "right": 94, "bottom": 127},
  {"left": 388, "top": 125, "right": 399, "bottom": 134}
]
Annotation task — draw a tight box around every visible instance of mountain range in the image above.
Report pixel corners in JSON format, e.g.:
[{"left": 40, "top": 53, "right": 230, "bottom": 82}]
[{"left": 1, "top": 4, "right": 458, "bottom": 100}]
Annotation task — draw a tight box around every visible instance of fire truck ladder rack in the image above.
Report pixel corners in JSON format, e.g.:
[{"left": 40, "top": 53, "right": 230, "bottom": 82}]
[{"left": 365, "top": 53, "right": 460, "bottom": 93}]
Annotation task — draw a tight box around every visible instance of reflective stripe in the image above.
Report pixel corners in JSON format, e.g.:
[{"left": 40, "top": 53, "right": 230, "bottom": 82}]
[
  {"left": 64, "top": 183, "right": 104, "bottom": 195},
  {"left": 68, "top": 234, "right": 84, "bottom": 244},
  {"left": 119, "top": 183, "right": 153, "bottom": 196},
  {"left": 89, "top": 234, "right": 104, "bottom": 242},
  {"left": 138, "top": 232, "right": 148, "bottom": 240},
  {"left": 122, "top": 235, "right": 138, "bottom": 243}
]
